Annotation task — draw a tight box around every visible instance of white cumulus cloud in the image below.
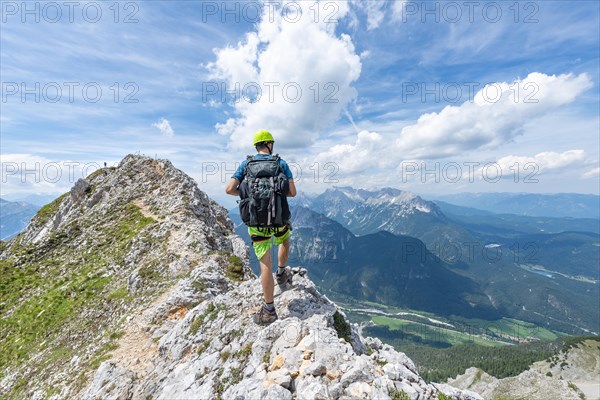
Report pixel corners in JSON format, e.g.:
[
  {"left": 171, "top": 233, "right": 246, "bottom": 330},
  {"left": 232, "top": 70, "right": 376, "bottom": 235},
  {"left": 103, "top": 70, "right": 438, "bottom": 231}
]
[
  {"left": 152, "top": 118, "right": 174, "bottom": 138},
  {"left": 583, "top": 167, "right": 600, "bottom": 179},
  {"left": 207, "top": 0, "right": 361, "bottom": 150},
  {"left": 0, "top": 153, "right": 102, "bottom": 194},
  {"left": 314, "top": 130, "right": 384, "bottom": 173},
  {"left": 352, "top": 0, "right": 386, "bottom": 30},
  {"left": 490, "top": 150, "right": 588, "bottom": 180},
  {"left": 314, "top": 72, "right": 593, "bottom": 181},
  {"left": 390, "top": 0, "right": 409, "bottom": 22},
  {"left": 396, "top": 72, "right": 593, "bottom": 159}
]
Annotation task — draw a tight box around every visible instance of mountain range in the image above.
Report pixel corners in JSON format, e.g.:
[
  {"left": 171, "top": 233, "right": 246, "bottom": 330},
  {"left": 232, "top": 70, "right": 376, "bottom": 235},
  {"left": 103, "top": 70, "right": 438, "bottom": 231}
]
[
  {"left": 436, "top": 200, "right": 600, "bottom": 236},
  {"left": 289, "top": 206, "right": 500, "bottom": 319},
  {"left": 230, "top": 186, "right": 600, "bottom": 335},
  {"left": 1, "top": 192, "right": 63, "bottom": 206},
  {"left": 0, "top": 155, "right": 483, "bottom": 400},
  {"left": 0, "top": 198, "right": 39, "bottom": 240},
  {"left": 305, "top": 187, "right": 472, "bottom": 251},
  {"left": 2, "top": 154, "right": 596, "bottom": 399},
  {"left": 431, "top": 192, "right": 600, "bottom": 219},
  {"left": 6, "top": 179, "right": 600, "bottom": 336}
]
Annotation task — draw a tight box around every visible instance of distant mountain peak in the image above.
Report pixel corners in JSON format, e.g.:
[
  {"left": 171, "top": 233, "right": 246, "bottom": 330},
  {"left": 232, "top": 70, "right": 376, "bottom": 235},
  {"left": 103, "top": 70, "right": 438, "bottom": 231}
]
[
  {"left": 327, "top": 186, "right": 426, "bottom": 208},
  {"left": 433, "top": 192, "right": 600, "bottom": 218},
  {"left": 310, "top": 186, "right": 447, "bottom": 238},
  {"left": 0, "top": 198, "right": 40, "bottom": 240}
]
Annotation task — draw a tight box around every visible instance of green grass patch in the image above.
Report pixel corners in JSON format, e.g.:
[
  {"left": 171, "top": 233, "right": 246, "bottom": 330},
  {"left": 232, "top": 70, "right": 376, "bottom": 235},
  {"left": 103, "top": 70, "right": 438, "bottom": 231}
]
[
  {"left": 138, "top": 264, "right": 162, "bottom": 281},
  {"left": 371, "top": 315, "right": 493, "bottom": 347},
  {"left": 333, "top": 311, "right": 352, "bottom": 343},
  {"left": 225, "top": 255, "right": 244, "bottom": 281},
  {"left": 389, "top": 389, "right": 411, "bottom": 400},
  {"left": 237, "top": 343, "right": 253, "bottom": 359},
  {"left": 192, "top": 279, "right": 207, "bottom": 292},
  {"left": 197, "top": 339, "right": 211, "bottom": 355},
  {"left": 115, "top": 203, "right": 156, "bottom": 243},
  {"left": 109, "top": 330, "right": 125, "bottom": 340},
  {"left": 188, "top": 303, "right": 224, "bottom": 336},
  {"left": 561, "top": 335, "right": 600, "bottom": 352},
  {"left": 450, "top": 316, "right": 561, "bottom": 342},
  {"left": 88, "top": 340, "right": 119, "bottom": 370},
  {"left": 35, "top": 192, "right": 69, "bottom": 225},
  {"left": 228, "top": 366, "right": 243, "bottom": 386},
  {"left": 189, "top": 315, "right": 206, "bottom": 336},
  {"left": 208, "top": 249, "right": 232, "bottom": 256},
  {"left": 108, "top": 286, "right": 130, "bottom": 301},
  {"left": 219, "top": 350, "right": 231, "bottom": 361},
  {"left": 86, "top": 167, "right": 114, "bottom": 180}
]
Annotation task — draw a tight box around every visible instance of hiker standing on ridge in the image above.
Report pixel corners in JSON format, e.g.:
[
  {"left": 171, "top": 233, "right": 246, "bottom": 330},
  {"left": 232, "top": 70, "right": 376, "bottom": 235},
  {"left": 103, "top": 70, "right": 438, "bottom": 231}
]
[{"left": 225, "top": 130, "right": 297, "bottom": 325}]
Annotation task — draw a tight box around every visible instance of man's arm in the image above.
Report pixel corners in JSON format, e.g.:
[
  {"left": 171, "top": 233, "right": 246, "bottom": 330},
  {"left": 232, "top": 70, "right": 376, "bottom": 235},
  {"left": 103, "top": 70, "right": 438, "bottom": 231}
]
[
  {"left": 278, "top": 159, "right": 296, "bottom": 197},
  {"left": 225, "top": 178, "right": 240, "bottom": 196},
  {"left": 287, "top": 179, "right": 297, "bottom": 197}
]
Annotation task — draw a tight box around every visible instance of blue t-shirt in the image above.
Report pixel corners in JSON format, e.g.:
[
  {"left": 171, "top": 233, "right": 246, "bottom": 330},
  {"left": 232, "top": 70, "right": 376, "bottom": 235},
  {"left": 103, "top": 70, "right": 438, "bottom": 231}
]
[{"left": 232, "top": 154, "right": 293, "bottom": 182}]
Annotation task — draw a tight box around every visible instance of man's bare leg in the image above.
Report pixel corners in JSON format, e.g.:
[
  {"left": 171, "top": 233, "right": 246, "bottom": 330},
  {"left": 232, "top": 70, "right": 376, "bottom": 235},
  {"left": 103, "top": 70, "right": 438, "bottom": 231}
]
[
  {"left": 278, "top": 237, "right": 290, "bottom": 267},
  {"left": 259, "top": 250, "right": 274, "bottom": 303}
]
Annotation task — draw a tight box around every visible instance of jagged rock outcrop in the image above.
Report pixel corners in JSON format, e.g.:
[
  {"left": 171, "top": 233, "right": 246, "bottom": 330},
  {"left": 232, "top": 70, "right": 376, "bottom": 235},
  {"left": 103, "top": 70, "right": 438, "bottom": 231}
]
[
  {"left": 1, "top": 154, "right": 482, "bottom": 400},
  {"left": 80, "top": 264, "right": 482, "bottom": 400},
  {"left": 447, "top": 366, "right": 585, "bottom": 400},
  {"left": 448, "top": 339, "right": 600, "bottom": 399},
  {"left": 16, "top": 154, "right": 233, "bottom": 250},
  {"left": 530, "top": 339, "right": 600, "bottom": 380}
]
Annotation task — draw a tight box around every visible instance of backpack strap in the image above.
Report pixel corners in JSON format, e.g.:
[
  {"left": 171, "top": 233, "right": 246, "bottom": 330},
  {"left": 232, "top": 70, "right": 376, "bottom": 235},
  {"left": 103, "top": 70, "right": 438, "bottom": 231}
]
[
  {"left": 241, "top": 155, "right": 254, "bottom": 182},
  {"left": 272, "top": 154, "right": 282, "bottom": 175},
  {"left": 245, "top": 155, "right": 254, "bottom": 170}
]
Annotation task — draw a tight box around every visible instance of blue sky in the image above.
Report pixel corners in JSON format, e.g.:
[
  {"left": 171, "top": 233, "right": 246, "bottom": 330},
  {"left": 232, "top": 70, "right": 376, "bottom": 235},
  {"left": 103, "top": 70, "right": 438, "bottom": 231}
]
[{"left": 1, "top": 0, "right": 599, "bottom": 208}]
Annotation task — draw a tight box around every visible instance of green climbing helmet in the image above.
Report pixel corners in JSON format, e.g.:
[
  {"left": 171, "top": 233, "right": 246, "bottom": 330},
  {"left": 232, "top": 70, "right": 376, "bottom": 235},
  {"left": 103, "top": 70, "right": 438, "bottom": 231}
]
[{"left": 253, "top": 130, "right": 275, "bottom": 146}]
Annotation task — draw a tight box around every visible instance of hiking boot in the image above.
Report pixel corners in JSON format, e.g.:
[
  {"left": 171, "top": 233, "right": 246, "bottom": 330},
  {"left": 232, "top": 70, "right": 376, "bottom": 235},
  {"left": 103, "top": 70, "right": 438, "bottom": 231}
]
[
  {"left": 276, "top": 267, "right": 293, "bottom": 289},
  {"left": 253, "top": 304, "right": 278, "bottom": 325}
]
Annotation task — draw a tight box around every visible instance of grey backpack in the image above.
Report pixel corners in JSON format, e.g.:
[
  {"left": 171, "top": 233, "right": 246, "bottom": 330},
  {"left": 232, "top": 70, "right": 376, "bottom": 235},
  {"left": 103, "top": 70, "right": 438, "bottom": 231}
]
[{"left": 238, "top": 155, "right": 290, "bottom": 228}]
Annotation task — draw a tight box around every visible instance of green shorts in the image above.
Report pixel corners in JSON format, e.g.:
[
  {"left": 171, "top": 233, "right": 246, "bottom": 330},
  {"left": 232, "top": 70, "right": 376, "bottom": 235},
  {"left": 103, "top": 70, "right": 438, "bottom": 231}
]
[{"left": 248, "top": 225, "right": 291, "bottom": 261}]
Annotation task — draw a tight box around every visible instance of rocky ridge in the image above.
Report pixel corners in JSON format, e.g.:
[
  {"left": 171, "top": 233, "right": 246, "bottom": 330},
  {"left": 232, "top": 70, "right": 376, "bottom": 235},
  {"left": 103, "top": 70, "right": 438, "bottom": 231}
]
[
  {"left": 1, "top": 154, "right": 247, "bottom": 398},
  {"left": 1, "top": 154, "right": 482, "bottom": 399},
  {"left": 447, "top": 367, "right": 584, "bottom": 400},
  {"left": 447, "top": 339, "right": 600, "bottom": 400},
  {"left": 82, "top": 267, "right": 483, "bottom": 400}
]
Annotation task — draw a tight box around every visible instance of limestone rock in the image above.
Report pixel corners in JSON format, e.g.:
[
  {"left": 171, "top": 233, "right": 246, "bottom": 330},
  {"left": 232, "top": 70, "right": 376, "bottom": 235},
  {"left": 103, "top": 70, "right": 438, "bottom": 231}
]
[
  {"left": 448, "top": 367, "right": 582, "bottom": 400},
  {"left": 266, "top": 367, "right": 292, "bottom": 388},
  {"left": 83, "top": 362, "right": 135, "bottom": 400},
  {"left": 300, "top": 361, "right": 327, "bottom": 376},
  {"left": 295, "top": 375, "right": 330, "bottom": 399}
]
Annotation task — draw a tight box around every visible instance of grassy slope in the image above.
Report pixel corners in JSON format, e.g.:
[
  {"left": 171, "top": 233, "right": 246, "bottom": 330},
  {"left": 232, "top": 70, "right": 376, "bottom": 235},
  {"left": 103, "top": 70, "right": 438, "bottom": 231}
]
[
  {"left": 371, "top": 316, "right": 496, "bottom": 347},
  {"left": 0, "top": 196, "right": 160, "bottom": 396}
]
